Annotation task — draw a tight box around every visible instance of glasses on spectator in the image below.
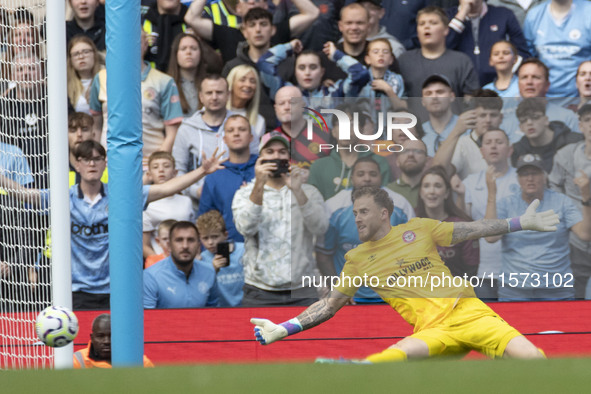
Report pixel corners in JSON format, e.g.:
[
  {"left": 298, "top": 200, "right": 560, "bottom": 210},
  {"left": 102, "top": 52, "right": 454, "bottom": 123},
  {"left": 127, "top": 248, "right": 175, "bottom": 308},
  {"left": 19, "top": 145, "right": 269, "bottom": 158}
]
[
  {"left": 78, "top": 156, "right": 105, "bottom": 164},
  {"left": 400, "top": 148, "right": 426, "bottom": 156},
  {"left": 71, "top": 48, "right": 93, "bottom": 58},
  {"left": 518, "top": 113, "right": 544, "bottom": 124}
]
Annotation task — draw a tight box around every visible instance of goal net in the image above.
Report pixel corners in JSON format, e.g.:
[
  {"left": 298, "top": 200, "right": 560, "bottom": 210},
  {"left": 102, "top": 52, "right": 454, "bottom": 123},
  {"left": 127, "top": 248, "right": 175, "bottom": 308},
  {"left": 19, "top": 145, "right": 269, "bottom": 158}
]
[{"left": 0, "top": 0, "right": 54, "bottom": 369}]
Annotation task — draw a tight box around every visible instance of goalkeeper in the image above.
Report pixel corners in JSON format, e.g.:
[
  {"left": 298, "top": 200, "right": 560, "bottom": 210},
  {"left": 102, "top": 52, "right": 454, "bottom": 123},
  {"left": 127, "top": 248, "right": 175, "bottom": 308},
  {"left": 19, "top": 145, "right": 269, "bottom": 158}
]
[{"left": 251, "top": 186, "right": 559, "bottom": 362}]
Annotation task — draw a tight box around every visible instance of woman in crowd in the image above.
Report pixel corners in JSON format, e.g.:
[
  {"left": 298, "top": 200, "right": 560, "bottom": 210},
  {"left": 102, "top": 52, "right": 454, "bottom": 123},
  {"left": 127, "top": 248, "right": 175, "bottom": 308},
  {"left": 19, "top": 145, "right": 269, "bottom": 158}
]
[
  {"left": 166, "top": 32, "right": 222, "bottom": 117},
  {"left": 415, "top": 166, "right": 480, "bottom": 278},
  {"left": 226, "top": 64, "right": 265, "bottom": 147},
  {"left": 67, "top": 35, "right": 101, "bottom": 114}
]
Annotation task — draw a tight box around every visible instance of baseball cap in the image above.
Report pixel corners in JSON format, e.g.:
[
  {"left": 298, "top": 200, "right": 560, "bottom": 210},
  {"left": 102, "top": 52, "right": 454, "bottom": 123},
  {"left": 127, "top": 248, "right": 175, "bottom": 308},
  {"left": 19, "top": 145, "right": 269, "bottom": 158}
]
[
  {"left": 259, "top": 131, "right": 290, "bottom": 153},
  {"left": 516, "top": 154, "right": 545, "bottom": 173},
  {"left": 422, "top": 74, "right": 453, "bottom": 90},
  {"left": 356, "top": 0, "right": 382, "bottom": 7}
]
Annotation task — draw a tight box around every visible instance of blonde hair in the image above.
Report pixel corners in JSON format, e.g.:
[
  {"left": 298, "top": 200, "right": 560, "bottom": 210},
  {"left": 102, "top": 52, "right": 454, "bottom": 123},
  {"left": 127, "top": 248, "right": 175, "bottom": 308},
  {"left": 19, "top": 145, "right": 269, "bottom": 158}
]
[
  {"left": 67, "top": 35, "right": 101, "bottom": 108},
  {"left": 226, "top": 65, "right": 261, "bottom": 127},
  {"left": 196, "top": 210, "right": 226, "bottom": 235}
]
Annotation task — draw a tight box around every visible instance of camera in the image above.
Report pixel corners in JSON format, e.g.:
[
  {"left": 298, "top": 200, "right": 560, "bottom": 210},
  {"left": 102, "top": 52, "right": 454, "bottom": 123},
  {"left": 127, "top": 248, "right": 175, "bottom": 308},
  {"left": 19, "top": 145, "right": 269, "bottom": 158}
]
[{"left": 261, "top": 159, "right": 290, "bottom": 178}]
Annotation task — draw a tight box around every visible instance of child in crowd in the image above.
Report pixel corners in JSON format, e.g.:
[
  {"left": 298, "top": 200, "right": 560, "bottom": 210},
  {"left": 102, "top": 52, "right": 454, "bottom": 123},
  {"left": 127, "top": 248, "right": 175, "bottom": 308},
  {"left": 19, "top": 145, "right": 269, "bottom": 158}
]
[
  {"left": 482, "top": 40, "right": 520, "bottom": 98},
  {"left": 143, "top": 151, "right": 195, "bottom": 260},
  {"left": 144, "top": 219, "right": 177, "bottom": 269},
  {"left": 196, "top": 210, "right": 244, "bottom": 307},
  {"left": 359, "top": 38, "right": 406, "bottom": 111}
]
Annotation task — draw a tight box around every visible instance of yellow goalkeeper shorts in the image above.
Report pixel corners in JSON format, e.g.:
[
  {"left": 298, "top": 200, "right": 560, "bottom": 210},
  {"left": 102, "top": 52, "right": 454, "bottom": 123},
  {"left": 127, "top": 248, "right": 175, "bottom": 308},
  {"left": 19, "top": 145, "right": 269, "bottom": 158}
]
[{"left": 410, "top": 297, "right": 522, "bottom": 359}]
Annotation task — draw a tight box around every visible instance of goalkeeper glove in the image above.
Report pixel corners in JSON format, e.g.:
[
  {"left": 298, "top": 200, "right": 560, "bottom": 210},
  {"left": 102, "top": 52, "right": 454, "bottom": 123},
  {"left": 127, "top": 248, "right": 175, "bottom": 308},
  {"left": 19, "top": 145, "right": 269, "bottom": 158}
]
[
  {"left": 507, "top": 199, "right": 560, "bottom": 232},
  {"left": 251, "top": 318, "right": 302, "bottom": 345}
]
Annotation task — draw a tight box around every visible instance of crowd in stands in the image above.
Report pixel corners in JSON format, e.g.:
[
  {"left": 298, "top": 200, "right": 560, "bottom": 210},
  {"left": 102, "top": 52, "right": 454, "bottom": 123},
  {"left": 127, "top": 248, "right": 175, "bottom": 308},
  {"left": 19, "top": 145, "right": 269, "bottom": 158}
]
[{"left": 1, "top": 0, "right": 591, "bottom": 310}]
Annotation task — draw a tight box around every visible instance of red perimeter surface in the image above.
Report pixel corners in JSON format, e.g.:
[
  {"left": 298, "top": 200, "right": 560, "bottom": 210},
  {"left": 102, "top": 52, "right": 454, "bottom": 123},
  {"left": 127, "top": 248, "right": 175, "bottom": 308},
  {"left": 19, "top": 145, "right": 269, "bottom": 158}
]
[{"left": 71, "top": 301, "right": 591, "bottom": 364}]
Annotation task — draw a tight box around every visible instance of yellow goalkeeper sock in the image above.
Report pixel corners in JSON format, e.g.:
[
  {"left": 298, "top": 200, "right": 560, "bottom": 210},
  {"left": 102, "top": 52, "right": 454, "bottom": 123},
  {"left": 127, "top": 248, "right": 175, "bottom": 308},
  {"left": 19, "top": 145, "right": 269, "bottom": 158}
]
[{"left": 365, "top": 348, "right": 408, "bottom": 363}]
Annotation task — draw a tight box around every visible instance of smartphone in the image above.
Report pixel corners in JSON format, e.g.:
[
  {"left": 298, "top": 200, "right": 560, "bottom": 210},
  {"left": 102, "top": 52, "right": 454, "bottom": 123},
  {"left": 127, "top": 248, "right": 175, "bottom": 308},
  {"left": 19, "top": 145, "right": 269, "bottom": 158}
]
[
  {"left": 216, "top": 241, "right": 231, "bottom": 266},
  {"left": 261, "top": 159, "right": 290, "bottom": 177}
]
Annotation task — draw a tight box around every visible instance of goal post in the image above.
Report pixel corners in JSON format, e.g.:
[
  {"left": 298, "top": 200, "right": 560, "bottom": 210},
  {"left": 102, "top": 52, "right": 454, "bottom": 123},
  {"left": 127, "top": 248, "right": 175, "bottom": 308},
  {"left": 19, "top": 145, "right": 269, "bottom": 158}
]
[{"left": 46, "top": 0, "right": 73, "bottom": 370}]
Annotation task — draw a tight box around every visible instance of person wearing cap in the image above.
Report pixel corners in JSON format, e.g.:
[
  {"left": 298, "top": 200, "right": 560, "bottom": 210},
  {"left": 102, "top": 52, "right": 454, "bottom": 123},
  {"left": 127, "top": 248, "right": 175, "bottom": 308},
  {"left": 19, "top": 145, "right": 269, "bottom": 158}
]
[
  {"left": 198, "top": 114, "right": 257, "bottom": 243},
  {"left": 485, "top": 153, "right": 591, "bottom": 301},
  {"left": 549, "top": 104, "right": 591, "bottom": 298},
  {"left": 232, "top": 130, "right": 329, "bottom": 306},
  {"left": 421, "top": 74, "right": 462, "bottom": 157},
  {"left": 511, "top": 98, "right": 583, "bottom": 173},
  {"left": 398, "top": 6, "right": 479, "bottom": 99},
  {"left": 445, "top": 0, "right": 529, "bottom": 86}
]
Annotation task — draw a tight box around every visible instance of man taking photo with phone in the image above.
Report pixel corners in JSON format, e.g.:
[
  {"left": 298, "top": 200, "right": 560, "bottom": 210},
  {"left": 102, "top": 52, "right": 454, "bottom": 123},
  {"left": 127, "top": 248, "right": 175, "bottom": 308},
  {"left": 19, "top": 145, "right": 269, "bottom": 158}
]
[{"left": 232, "top": 131, "right": 329, "bottom": 306}]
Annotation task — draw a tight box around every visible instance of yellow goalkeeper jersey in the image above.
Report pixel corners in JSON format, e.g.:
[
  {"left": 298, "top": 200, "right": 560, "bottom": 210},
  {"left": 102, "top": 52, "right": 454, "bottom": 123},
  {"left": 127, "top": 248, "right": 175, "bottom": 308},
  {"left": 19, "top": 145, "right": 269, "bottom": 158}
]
[{"left": 336, "top": 218, "right": 477, "bottom": 332}]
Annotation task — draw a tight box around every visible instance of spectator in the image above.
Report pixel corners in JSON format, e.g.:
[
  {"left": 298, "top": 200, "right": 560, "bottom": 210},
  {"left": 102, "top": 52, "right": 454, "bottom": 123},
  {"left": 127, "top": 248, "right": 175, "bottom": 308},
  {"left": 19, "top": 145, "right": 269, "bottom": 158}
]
[
  {"left": 226, "top": 64, "right": 265, "bottom": 149},
  {"left": 142, "top": 151, "right": 195, "bottom": 260},
  {"left": 142, "top": 0, "right": 190, "bottom": 71},
  {"left": 73, "top": 314, "right": 154, "bottom": 368},
  {"left": 90, "top": 30, "right": 184, "bottom": 161},
  {"left": 144, "top": 221, "right": 217, "bottom": 308},
  {"left": 566, "top": 60, "right": 591, "bottom": 113},
  {"left": 380, "top": 0, "right": 429, "bottom": 50},
  {"left": 482, "top": 40, "right": 520, "bottom": 98},
  {"left": 355, "top": 0, "right": 405, "bottom": 58},
  {"left": 198, "top": 114, "right": 256, "bottom": 243},
  {"left": 446, "top": 0, "right": 529, "bottom": 86},
  {"left": 511, "top": 98, "right": 582, "bottom": 172},
  {"left": 358, "top": 38, "right": 406, "bottom": 112},
  {"left": 433, "top": 90, "right": 504, "bottom": 180},
  {"left": 486, "top": 153, "right": 591, "bottom": 301},
  {"left": 172, "top": 74, "right": 233, "bottom": 202},
  {"left": 185, "top": 0, "right": 319, "bottom": 63},
  {"left": 257, "top": 39, "right": 369, "bottom": 99},
  {"left": 487, "top": 0, "right": 545, "bottom": 27},
  {"left": 523, "top": 0, "right": 591, "bottom": 98},
  {"left": 415, "top": 165, "right": 479, "bottom": 277},
  {"left": 383, "top": 110, "right": 426, "bottom": 181},
  {"left": 316, "top": 156, "right": 414, "bottom": 303},
  {"left": 8, "top": 8, "right": 42, "bottom": 60},
  {"left": 462, "top": 129, "right": 520, "bottom": 300},
  {"left": 203, "top": 0, "right": 242, "bottom": 28},
  {"left": 3, "top": 141, "right": 226, "bottom": 309},
  {"left": 398, "top": 6, "right": 479, "bottom": 99},
  {"left": 549, "top": 104, "right": 591, "bottom": 298},
  {"left": 500, "top": 58, "right": 580, "bottom": 137},
  {"left": 387, "top": 139, "right": 432, "bottom": 207},
  {"left": 272, "top": 85, "right": 332, "bottom": 169},
  {"left": 421, "top": 74, "right": 461, "bottom": 157},
  {"left": 323, "top": 2, "right": 400, "bottom": 83},
  {"left": 0, "top": 52, "right": 48, "bottom": 188},
  {"left": 66, "top": 0, "right": 105, "bottom": 52},
  {"left": 232, "top": 131, "right": 329, "bottom": 305},
  {"left": 288, "top": 0, "right": 345, "bottom": 52},
  {"left": 67, "top": 35, "right": 101, "bottom": 115},
  {"left": 197, "top": 210, "right": 245, "bottom": 307},
  {"left": 307, "top": 105, "right": 391, "bottom": 200},
  {"left": 67, "top": 112, "right": 107, "bottom": 186},
  {"left": 219, "top": 8, "right": 287, "bottom": 129},
  {"left": 144, "top": 219, "right": 177, "bottom": 269},
  {"left": 166, "top": 32, "right": 222, "bottom": 117}
]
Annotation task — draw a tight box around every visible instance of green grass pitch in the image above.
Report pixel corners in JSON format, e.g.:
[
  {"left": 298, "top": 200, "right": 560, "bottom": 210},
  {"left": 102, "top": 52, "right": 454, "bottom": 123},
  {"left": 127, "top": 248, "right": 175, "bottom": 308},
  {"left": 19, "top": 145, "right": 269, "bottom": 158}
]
[{"left": 4, "top": 358, "right": 590, "bottom": 393}]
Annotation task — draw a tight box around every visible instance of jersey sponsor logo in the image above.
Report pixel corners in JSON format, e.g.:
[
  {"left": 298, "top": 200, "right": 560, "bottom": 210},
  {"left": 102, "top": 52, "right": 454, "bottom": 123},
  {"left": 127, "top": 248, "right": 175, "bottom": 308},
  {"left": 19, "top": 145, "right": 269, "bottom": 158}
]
[
  {"left": 538, "top": 44, "right": 581, "bottom": 59},
  {"left": 71, "top": 222, "right": 108, "bottom": 236},
  {"left": 388, "top": 257, "right": 434, "bottom": 281},
  {"left": 402, "top": 230, "right": 416, "bottom": 243}
]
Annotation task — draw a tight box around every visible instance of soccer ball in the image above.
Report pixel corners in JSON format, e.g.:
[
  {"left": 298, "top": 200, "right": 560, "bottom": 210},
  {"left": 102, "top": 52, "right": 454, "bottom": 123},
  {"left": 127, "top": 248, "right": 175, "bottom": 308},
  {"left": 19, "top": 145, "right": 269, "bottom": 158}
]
[{"left": 35, "top": 306, "right": 79, "bottom": 348}]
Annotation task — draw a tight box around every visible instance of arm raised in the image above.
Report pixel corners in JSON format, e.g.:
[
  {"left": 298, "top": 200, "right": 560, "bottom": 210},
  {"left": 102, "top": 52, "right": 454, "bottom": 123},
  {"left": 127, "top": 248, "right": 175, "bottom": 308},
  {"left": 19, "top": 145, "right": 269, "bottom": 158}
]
[{"left": 451, "top": 199, "right": 559, "bottom": 244}]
